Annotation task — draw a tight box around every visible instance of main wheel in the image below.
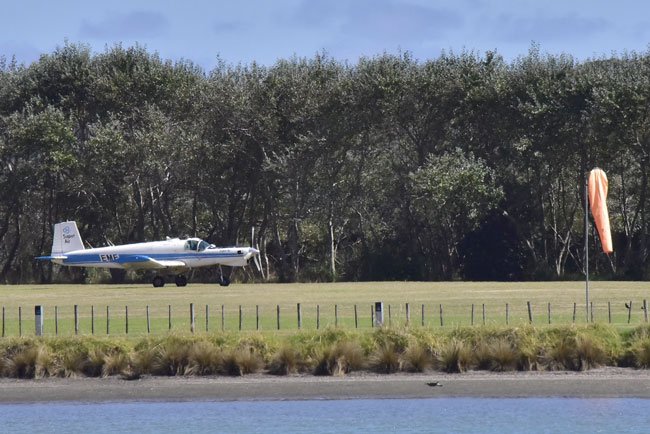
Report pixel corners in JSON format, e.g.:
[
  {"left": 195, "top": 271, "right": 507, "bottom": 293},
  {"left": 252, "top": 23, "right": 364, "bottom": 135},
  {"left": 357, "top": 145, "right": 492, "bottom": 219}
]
[
  {"left": 152, "top": 276, "right": 165, "bottom": 287},
  {"left": 219, "top": 276, "right": 230, "bottom": 287},
  {"left": 175, "top": 274, "right": 188, "bottom": 287}
]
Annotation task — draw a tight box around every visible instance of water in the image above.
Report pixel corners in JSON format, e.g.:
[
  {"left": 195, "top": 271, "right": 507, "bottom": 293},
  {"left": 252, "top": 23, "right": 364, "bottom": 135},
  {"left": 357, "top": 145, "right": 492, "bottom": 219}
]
[{"left": 1, "top": 398, "right": 649, "bottom": 433}]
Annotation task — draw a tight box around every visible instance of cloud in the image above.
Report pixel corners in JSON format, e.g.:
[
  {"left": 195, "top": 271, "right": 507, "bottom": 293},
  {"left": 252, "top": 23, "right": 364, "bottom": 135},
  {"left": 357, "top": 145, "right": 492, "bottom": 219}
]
[{"left": 80, "top": 10, "right": 170, "bottom": 39}]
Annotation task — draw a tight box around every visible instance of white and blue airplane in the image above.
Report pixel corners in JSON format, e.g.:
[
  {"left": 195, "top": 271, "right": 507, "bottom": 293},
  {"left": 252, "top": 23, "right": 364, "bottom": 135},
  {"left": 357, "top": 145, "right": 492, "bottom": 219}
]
[{"left": 37, "top": 221, "right": 260, "bottom": 287}]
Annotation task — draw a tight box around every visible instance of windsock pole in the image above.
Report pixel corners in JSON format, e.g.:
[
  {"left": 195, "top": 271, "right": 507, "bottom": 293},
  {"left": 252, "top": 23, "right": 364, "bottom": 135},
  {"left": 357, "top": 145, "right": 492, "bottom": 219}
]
[{"left": 584, "top": 177, "right": 590, "bottom": 323}]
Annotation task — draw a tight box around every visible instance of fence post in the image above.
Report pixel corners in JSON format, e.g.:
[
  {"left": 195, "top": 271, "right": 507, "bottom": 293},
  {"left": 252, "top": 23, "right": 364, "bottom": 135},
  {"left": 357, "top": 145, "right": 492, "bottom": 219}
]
[
  {"left": 205, "top": 304, "right": 209, "bottom": 332},
  {"left": 608, "top": 301, "right": 611, "bottom": 324},
  {"left": 106, "top": 306, "right": 110, "bottom": 335},
  {"left": 1, "top": 306, "right": 4, "bottom": 337},
  {"left": 548, "top": 302, "right": 551, "bottom": 324},
  {"left": 190, "top": 303, "right": 195, "bottom": 333},
  {"left": 276, "top": 305, "right": 280, "bottom": 330},
  {"left": 439, "top": 304, "right": 443, "bottom": 327},
  {"left": 297, "top": 303, "right": 301, "bottom": 329},
  {"left": 527, "top": 301, "right": 533, "bottom": 324},
  {"left": 471, "top": 304, "right": 475, "bottom": 326},
  {"left": 505, "top": 303, "right": 509, "bottom": 325},
  {"left": 74, "top": 305, "right": 79, "bottom": 335},
  {"left": 371, "top": 305, "right": 374, "bottom": 328},
  {"left": 573, "top": 302, "right": 577, "bottom": 323},
  {"left": 55, "top": 306, "right": 59, "bottom": 336},
  {"left": 644, "top": 300, "right": 648, "bottom": 323},
  {"left": 421, "top": 304, "right": 425, "bottom": 327},
  {"left": 35, "top": 305, "right": 43, "bottom": 337},
  {"left": 354, "top": 304, "right": 358, "bottom": 329},
  {"left": 387, "top": 304, "right": 391, "bottom": 326},
  {"left": 406, "top": 303, "right": 410, "bottom": 326},
  {"left": 482, "top": 303, "right": 486, "bottom": 325},
  {"left": 316, "top": 305, "right": 320, "bottom": 329},
  {"left": 146, "top": 305, "right": 151, "bottom": 334},
  {"left": 125, "top": 305, "right": 129, "bottom": 334},
  {"left": 335, "top": 304, "right": 339, "bottom": 327},
  {"left": 239, "top": 305, "right": 243, "bottom": 331},
  {"left": 168, "top": 305, "right": 172, "bottom": 330},
  {"left": 91, "top": 305, "right": 95, "bottom": 335},
  {"left": 221, "top": 305, "right": 225, "bottom": 331},
  {"left": 590, "top": 301, "right": 594, "bottom": 323},
  {"left": 256, "top": 305, "right": 260, "bottom": 330},
  {"left": 19, "top": 306, "right": 22, "bottom": 336},
  {"left": 628, "top": 301, "right": 633, "bottom": 324}
]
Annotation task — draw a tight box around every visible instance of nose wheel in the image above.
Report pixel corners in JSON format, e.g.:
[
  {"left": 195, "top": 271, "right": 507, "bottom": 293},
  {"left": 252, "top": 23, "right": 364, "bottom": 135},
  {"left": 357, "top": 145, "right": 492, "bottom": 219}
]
[
  {"left": 218, "top": 275, "right": 230, "bottom": 287},
  {"left": 152, "top": 276, "right": 165, "bottom": 287},
  {"left": 175, "top": 274, "right": 188, "bottom": 287}
]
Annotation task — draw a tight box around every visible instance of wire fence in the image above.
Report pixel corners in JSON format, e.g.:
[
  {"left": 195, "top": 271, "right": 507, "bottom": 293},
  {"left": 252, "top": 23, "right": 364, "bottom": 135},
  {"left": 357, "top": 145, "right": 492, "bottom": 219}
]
[{"left": 1, "top": 300, "right": 648, "bottom": 337}]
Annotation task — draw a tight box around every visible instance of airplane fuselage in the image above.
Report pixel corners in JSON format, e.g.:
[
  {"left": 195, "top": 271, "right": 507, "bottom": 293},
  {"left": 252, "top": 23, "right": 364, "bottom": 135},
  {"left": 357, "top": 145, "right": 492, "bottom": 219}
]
[{"left": 52, "top": 239, "right": 255, "bottom": 269}]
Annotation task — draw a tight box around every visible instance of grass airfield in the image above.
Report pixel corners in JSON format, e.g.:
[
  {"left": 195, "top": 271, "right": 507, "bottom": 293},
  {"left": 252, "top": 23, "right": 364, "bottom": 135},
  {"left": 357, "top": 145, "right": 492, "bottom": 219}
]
[{"left": 1, "top": 281, "right": 649, "bottom": 337}]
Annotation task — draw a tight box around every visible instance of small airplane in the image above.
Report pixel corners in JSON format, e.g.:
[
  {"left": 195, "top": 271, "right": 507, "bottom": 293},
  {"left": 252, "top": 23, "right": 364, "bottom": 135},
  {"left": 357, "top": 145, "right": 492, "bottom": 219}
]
[{"left": 37, "top": 221, "right": 260, "bottom": 287}]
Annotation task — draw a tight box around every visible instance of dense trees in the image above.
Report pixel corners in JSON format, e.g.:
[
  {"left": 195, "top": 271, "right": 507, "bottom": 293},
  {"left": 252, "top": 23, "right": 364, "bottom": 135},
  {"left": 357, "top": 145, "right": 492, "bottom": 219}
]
[{"left": 1, "top": 43, "right": 649, "bottom": 283}]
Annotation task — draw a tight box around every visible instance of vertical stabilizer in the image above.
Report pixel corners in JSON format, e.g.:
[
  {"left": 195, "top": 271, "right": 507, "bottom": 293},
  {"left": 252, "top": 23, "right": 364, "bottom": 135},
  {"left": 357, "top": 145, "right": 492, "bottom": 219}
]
[{"left": 52, "top": 221, "right": 84, "bottom": 255}]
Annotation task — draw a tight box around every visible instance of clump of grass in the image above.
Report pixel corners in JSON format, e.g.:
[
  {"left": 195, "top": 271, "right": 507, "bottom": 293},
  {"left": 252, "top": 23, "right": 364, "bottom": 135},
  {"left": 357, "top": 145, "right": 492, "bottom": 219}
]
[
  {"left": 6, "top": 345, "right": 40, "bottom": 378},
  {"left": 223, "top": 348, "right": 262, "bottom": 376},
  {"left": 151, "top": 337, "right": 192, "bottom": 376},
  {"left": 437, "top": 339, "right": 472, "bottom": 373},
  {"left": 102, "top": 351, "right": 131, "bottom": 377},
  {"left": 632, "top": 339, "right": 650, "bottom": 368},
  {"left": 488, "top": 338, "right": 518, "bottom": 372},
  {"left": 545, "top": 337, "right": 578, "bottom": 371},
  {"left": 370, "top": 343, "right": 401, "bottom": 374},
  {"left": 268, "top": 346, "right": 304, "bottom": 375},
  {"left": 575, "top": 334, "right": 607, "bottom": 371},
  {"left": 186, "top": 341, "right": 222, "bottom": 376},
  {"left": 402, "top": 342, "right": 431, "bottom": 372},
  {"left": 314, "top": 341, "right": 364, "bottom": 376}
]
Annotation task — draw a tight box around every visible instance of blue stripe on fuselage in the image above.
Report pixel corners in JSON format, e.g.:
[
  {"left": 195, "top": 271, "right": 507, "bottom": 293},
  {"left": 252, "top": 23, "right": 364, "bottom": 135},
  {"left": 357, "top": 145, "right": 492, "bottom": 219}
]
[{"left": 62, "top": 252, "right": 243, "bottom": 265}]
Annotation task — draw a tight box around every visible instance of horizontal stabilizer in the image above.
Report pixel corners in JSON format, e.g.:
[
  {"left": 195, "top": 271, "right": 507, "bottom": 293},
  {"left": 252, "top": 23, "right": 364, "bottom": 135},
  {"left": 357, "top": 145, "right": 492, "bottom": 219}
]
[{"left": 36, "top": 255, "right": 67, "bottom": 261}]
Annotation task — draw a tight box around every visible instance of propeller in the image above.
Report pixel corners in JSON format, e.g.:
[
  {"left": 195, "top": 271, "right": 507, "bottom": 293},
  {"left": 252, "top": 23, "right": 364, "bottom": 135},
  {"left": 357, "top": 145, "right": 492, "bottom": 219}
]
[{"left": 251, "top": 226, "right": 263, "bottom": 277}]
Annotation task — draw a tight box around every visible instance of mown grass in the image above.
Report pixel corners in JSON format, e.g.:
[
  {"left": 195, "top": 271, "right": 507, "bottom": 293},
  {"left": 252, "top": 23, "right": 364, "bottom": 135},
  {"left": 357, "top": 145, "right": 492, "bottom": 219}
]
[
  {"left": 1, "top": 282, "right": 650, "bottom": 337},
  {"left": 2, "top": 324, "right": 650, "bottom": 379}
]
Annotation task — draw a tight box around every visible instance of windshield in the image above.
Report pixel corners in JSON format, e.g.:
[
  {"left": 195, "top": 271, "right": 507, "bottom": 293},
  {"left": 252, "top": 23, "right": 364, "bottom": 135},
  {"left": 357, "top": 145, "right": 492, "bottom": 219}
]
[{"left": 198, "top": 240, "right": 210, "bottom": 251}]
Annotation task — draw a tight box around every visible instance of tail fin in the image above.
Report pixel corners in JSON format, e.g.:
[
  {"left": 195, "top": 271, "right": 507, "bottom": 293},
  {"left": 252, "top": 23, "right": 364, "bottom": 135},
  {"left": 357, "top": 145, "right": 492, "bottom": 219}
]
[{"left": 51, "top": 221, "right": 84, "bottom": 256}]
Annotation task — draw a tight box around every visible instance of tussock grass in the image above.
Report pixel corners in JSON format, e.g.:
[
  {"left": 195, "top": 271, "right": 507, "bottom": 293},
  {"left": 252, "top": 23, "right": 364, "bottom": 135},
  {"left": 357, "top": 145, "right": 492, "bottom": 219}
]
[
  {"left": 314, "top": 340, "right": 364, "bottom": 376},
  {"left": 268, "top": 346, "right": 308, "bottom": 375},
  {"left": 438, "top": 339, "right": 473, "bottom": 373},
  {"left": 3, "top": 324, "right": 650, "bottom": 379},
  {"left": 370, "top": 343, "right": 401, "bottom": 374},
  {"left": 402, "top": 341, "right": 432, "bottom": 372}
]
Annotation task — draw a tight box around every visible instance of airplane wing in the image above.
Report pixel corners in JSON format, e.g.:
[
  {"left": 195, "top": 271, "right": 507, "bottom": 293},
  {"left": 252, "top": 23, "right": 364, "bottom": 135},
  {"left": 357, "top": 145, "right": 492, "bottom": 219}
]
[{"left": 117, "top": 255, "right": 187, "bottom": 270}]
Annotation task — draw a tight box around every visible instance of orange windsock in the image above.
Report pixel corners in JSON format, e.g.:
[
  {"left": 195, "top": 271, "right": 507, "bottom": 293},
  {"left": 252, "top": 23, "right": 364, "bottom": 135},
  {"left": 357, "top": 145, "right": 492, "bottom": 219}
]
[{"left": 588, "top": 168, "right": 613, "bottom": 254}]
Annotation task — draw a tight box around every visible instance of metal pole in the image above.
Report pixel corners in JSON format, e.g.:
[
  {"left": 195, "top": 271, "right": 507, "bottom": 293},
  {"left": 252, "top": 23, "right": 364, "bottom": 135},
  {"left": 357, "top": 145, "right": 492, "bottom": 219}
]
[{"left": 585, "top": 177, "right": 590, "bottom": 323}]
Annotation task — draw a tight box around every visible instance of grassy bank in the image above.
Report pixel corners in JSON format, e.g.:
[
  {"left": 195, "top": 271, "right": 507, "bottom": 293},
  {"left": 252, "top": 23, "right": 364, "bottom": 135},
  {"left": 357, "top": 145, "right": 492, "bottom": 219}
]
[{"left": 3, "top": 324, "right": 650, "bottom": 379}]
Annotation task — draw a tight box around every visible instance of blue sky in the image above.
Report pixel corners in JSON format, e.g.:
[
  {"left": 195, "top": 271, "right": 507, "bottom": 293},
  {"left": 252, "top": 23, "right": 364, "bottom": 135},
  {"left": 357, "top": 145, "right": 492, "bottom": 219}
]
[{"left": 2, "top": 0, "right": 649, "bottom": 71}]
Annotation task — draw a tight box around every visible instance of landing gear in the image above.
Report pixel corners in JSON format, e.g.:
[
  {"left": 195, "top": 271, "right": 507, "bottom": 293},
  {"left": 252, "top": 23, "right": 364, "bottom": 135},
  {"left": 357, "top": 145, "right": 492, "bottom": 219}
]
[
  {"left": 152, "top": 276, "right": 165, "bottom": 287},
  {"left": 175, "top": 274, "right": 188, "bottom": 287},
  {"left": 218, "top": 275, "right": 230, "bottom": 287}
]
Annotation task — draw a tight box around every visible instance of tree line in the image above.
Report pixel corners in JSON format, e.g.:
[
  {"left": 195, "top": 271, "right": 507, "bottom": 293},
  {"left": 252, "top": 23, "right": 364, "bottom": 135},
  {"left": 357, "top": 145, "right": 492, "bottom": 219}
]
[{"left": 1, "top": 43, "right": 649, "bottom": 284}]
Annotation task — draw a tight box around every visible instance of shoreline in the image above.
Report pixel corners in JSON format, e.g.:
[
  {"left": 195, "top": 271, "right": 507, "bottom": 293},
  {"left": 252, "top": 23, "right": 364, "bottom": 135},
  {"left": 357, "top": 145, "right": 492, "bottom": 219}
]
[{"left": 2, "top": 368, "right": 650, "bottom": 403}]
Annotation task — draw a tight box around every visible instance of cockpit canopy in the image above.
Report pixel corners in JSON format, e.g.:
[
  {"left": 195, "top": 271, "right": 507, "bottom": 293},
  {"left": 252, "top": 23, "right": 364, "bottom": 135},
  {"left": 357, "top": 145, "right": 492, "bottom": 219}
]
[{"left": 184, "top": 239, "right": 211, "bottom": 252}]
